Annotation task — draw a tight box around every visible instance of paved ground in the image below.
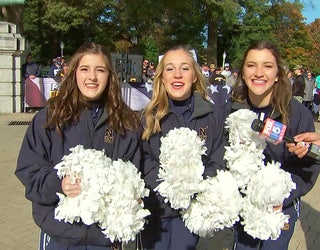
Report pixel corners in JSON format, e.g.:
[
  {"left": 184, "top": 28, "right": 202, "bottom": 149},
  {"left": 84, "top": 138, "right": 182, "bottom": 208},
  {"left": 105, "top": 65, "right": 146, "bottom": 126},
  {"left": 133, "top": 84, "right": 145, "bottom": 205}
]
[{"left": 0, "top": 112, "right": 319, "bottom": 250}]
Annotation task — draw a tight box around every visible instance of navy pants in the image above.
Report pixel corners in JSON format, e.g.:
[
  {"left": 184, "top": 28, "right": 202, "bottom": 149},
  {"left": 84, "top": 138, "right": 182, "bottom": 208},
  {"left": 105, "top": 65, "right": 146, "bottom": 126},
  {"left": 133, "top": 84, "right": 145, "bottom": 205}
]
[
  {"left": 39, "top": 230, "right": 121, "bottom": 250},
  {"left": 233, "top": 200, "right": 299, "bottom": 250},
  {"left": 141, "top": 216, "right": 199, "bottom": 250}
]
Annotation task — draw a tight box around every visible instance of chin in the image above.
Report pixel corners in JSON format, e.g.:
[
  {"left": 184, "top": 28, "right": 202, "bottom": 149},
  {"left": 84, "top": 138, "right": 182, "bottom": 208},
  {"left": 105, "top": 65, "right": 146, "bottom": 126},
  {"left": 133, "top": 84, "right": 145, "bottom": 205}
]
[{"left": 84, "top": 95, "right": 101, "bottom": 101}]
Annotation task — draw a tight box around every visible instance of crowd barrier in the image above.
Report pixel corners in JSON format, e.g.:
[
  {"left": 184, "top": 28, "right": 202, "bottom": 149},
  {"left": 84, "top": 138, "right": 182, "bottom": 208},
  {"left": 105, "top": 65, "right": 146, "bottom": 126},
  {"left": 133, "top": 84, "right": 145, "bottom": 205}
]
[
  {"left": 24, "top": 77, "right": 59, "bottom": 110},
  {"left": 24, "top": 78, "right": 232, "bottom": 112},
  {"left": 24, "top": 78, "right": 153, "bottom": 111}
]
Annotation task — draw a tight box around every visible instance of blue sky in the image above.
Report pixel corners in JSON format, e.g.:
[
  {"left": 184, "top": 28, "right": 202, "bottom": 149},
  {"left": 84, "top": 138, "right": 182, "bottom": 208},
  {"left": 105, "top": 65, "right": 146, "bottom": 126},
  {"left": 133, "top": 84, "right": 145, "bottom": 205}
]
[{"left": 302, "top": 1, "right": 318, "bottom": 24}]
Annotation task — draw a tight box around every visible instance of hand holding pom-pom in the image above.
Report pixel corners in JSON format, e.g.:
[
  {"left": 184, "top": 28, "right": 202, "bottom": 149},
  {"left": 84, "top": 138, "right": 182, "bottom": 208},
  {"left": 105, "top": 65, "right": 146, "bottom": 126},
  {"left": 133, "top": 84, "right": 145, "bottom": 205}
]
[
  {"left": 54, "top": 145, "right": 150, "bottom": 243},
  {"left": 224, "top": 109, "right": 296, "bottom": 240}
]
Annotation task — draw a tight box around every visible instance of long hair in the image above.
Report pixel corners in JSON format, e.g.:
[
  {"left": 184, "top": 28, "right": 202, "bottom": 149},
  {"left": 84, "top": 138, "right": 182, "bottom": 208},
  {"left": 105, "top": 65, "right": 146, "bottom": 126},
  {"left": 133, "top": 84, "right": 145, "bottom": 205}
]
[
  {"left": 231, "top": 41, "right": 292, "bottom": 124},
  {"left": 46, "top": 42, "right": 139, "bottom": 135},
  {"left": 142, "top": 45, "right": 208, "bottom": 140}
]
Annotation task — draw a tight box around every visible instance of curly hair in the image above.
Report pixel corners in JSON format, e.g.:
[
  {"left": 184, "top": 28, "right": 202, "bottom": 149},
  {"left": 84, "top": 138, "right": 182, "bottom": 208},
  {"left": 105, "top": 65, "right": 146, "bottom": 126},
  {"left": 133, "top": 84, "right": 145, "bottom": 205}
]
[
  {"left": 45, "top": 42, "right": 139, "bottom": 135},
  {"left": 231, "top": 41, "right": 292, "bottom": 124},
  {"left": 142, "top": 45, "right": 208, "bottom": 140}
]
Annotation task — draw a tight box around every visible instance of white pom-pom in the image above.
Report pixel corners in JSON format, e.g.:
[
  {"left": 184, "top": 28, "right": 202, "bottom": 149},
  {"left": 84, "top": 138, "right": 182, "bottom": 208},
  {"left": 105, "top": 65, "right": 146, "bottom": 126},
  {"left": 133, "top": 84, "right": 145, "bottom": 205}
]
[
  {"left": 99, "top": 159, "right": 150, "bottom": 242},
  {"left": 155, "top": 127, "right": 207, "bottom": 209},
  {"left": 54, "top": 145, "right": 150, "bottom": 243},
  {"left": 224, "top": 144, "right": 264, "bottom": 188},
  {"left": 240, "top": 199, "right": 290, "bottom": 240},
  {"left": 225, "top": 109, "right": 264, "bottom": 146},
  {"left": 224, "top": 109, "right": 296, "bottom": 241},
  {"left": 244, "top": 161, "right": 296, "bottom": 210},
  {"left": 182, "top": 170, "right": 243, "bottom": 237}
]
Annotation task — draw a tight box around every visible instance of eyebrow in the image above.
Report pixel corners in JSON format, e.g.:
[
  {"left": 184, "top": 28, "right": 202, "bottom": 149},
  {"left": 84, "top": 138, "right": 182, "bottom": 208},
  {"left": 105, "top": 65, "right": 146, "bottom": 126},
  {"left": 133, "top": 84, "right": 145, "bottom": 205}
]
[
  {"left": 245, "top": 60, "right": 275, "bottom": 64},
  {"left": 164, "top": 62, "right": 191, "bottom": 67},
  {"left": 78, "top": 64, "right": 107, "bottom": 69}
]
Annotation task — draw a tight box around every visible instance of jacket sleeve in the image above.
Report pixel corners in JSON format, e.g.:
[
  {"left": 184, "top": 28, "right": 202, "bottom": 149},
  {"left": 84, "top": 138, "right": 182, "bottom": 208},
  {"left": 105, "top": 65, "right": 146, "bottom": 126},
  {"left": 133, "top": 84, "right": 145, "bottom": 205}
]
[
  {"left": 32, "top": 203, "right": 112, "bottom": 246},
  {"left": 283, "top": 155, "right": 319, "bottom": 207},
  {"left": 15, "top": 109, "right": 63, "bottom": 205},
  {"left": 141, "top": 137, "right": 160, "bottom": 191},
  {"left": 202, "top": 104, "right": 228, "bottom": 178},
  {"left": 282, "top": 102, "right": 320, "bottom": 207}
]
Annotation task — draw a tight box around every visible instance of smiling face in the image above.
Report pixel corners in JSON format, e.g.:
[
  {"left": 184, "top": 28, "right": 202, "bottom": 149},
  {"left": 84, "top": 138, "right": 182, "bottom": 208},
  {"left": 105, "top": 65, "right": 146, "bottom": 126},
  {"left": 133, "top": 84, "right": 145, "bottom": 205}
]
[
  {"left": 76, "top": 53, "right": 109, "bottom": 101},
  {"left": 161, "top": 49, "right": 197, "bottom": 101},
  {"left": 242, "top": 48, "right": 279, "bottom": 107}
]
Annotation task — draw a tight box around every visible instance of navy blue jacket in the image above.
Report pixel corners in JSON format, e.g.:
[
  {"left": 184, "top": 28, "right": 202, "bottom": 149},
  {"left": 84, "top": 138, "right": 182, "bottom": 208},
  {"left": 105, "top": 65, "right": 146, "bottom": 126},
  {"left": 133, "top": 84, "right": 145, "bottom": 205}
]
[
  {"left": 15, "top": 107, "right": 141, "bottom": 246},
  {"left": 142, "top": 92, "right": 228, "bottom": 219},
  {"left": 227, "top": 98, "right": 320, "bottom": 208}
]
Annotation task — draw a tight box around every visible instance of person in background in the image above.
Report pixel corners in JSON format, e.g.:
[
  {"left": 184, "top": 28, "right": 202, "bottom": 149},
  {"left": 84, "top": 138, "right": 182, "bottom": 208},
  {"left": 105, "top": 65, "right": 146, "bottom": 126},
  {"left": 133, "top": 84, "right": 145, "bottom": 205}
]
[
  {"left": 227, "top": 41, "right": 320, "bottom": 250},
  {"left": 15, "top": 42, "right": 142, "bottom": 250},
  {"left": 201, "top": 62, "right": 210, "bottom": 79},
  {"left": 221, "top": 62, "right": 232, "bottom": 78},
  {"left": 140, "top": 45, "right": 227, "bottom": 250},
  {"left": 22, "top": 53, "right": 41, "bottom": 79},
  {"left": 143, "top": 58, "right": 149, "bottom": 71},
  {"left": 146, "top": 62, "right": 156, "bottom": 83},
  {"left": 209, "top": 66, "right": 226, "bottom": 85},
  {"left": 48, "top": 57, "right": 62, "bottom": 78},
  {"left": 209, "top": 63, "right": 216, "bottom": 77},
  {"left": 302, "top": 68, "right": 315, "bottom": 113},
  {"left": 142, "top": 58, "right": 150, "bottom": 82},
  {"left": 54, "top": 61, "right": 69, "bottom": 84},
  {"left": 312, "top": 75, "right": 320, "bottom": 121},
  {"left": 287, "top": 69, "right": 294, "bottom": 86},
  {"left": 225, "top": 68, "right": 239, "bottom": 88},
  {"left": 291, "top": 64, "right": 305, "bottom": 102}
]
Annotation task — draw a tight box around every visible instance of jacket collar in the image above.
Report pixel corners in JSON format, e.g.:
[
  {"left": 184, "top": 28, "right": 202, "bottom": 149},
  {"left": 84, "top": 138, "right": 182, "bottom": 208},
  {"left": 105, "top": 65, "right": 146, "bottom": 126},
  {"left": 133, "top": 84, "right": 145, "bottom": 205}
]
[{"left": 231, "top": 99, "right": 281, "bottom": 120}]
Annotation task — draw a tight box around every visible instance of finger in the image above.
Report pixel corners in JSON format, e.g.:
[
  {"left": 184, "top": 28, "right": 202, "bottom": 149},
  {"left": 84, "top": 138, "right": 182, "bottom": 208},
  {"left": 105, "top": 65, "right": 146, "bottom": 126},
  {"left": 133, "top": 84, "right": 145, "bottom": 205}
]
[
  {"left": 272, "top": 204, "right": 283, "bottom": 211},
  {"left": 65, "top": 187, "right": 81, "bottom": 197},
  {"left": 287, "top": 145, "right": 301, "bottom": 153},
  {"left": 67, "top": 190, "right": 81, "bottom": 198},
  {"left": 297, "top": 149, "right": 309, "bottom": 158}
]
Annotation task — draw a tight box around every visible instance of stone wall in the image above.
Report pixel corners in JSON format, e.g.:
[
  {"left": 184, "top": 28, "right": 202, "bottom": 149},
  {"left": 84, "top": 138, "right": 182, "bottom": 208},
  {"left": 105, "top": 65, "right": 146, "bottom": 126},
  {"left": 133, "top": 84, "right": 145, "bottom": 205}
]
[{"left": 0, "top": 21, "right": 26, "bottom": 113}]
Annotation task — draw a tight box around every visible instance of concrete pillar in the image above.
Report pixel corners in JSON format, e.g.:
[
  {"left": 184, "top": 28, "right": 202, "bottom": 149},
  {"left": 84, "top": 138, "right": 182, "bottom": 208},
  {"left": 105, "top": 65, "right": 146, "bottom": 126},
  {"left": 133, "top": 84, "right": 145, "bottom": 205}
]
[{"left": 0, "top": 21, "right": 26, "bottom": 113}]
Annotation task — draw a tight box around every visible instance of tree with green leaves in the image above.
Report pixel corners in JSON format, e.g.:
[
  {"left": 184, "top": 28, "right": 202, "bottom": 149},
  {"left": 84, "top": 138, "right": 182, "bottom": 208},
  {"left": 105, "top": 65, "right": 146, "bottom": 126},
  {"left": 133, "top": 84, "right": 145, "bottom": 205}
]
[
  {"left": 307, "top": 19, "right": 320, "bottom": 74},
  {"left": 19, "top": 0, "right": 317, "bottom": 72},
  {"left": 269, "top": 1, "right": 311, "bottom": 68},
  {"left": 23, "top": 0, "right": 107, "bottom": 64},
  {"left": 201, "top": 0, "right": 240, "bottom": 66}
]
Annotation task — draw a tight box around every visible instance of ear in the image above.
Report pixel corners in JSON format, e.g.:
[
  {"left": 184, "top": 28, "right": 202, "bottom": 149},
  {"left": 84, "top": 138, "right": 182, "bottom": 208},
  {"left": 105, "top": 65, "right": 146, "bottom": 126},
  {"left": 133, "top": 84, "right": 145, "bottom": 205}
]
[{"left": 193, "top": 77, "right": 197, "bottom": 83}]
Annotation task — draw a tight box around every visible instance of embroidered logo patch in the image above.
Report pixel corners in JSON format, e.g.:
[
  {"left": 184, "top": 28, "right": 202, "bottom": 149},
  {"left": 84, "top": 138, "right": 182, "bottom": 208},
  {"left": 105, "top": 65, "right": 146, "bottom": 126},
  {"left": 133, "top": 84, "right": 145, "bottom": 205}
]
[
  {"left": 104, "top": 128, "right": 114, "bottom": 143},
  {"left": 282, "top": 223, "right": 290, "bottom": 230},
  {"left": 199, "top": 126, "right": 208, "bottom": 141}
]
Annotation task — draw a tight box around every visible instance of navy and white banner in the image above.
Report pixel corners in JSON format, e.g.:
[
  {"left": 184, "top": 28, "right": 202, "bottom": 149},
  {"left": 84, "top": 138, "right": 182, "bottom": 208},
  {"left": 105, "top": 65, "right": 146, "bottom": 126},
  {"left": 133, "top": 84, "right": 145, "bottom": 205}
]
[{"left": 121, "top": 81, "right": 231, "bottom": 111}]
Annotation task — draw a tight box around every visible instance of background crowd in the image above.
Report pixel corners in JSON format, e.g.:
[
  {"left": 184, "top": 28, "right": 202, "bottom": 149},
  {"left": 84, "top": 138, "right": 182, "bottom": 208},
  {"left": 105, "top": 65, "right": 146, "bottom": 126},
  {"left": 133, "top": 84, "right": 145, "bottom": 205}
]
[{"left": 25, "top": 51, "right": 320, "bottom": 124}]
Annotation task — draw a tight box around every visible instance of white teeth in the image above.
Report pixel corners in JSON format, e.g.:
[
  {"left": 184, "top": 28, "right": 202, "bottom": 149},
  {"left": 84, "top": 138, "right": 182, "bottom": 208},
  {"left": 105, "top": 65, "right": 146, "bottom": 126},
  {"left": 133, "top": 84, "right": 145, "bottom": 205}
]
[
  {"left": 253, "top": 80, "right": 265, "bottom": 84},
  {"left": 172, "top": 83, "right": 183, "bottom": 87},
  {"left": 86, "top": 83, "right": 98, "bottom": 87}
]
